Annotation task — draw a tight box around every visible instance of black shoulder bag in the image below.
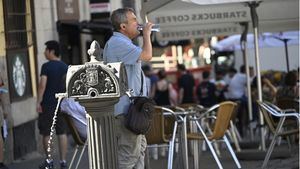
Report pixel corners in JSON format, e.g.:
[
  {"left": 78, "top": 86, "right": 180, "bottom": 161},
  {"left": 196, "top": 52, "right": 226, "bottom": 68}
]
[{"left": 125, "top": 72, "right": 156, "bottom": 135}]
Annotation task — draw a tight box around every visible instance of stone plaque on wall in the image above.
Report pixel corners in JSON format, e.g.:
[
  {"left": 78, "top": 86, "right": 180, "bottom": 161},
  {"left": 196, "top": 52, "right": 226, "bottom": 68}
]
[{"left": 57, "top": 0, "right": 79, "bottom": 21}]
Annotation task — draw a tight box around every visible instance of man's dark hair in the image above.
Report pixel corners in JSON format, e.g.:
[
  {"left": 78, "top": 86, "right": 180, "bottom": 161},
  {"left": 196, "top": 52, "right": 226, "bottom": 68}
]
[
  {"left": 111, "top": 8, "right": 135, "bottom": 31},
  {"left": 228, "top": 67, "right": 237, "bottom": 74},
  {"left": 157, "top": 69, "right": 167, "bottom": 79},
  {"left": 251, "top": 76, "right": 265, "bottom": 88},
  {"left": 202, "top": 71, "right": 210, "bottom": 79},
  {"left": 45, "top": 40, "right": 60, "bottom": 57},
  {"left": 177, "top": 64, "right": 186, "bottom": 71}
]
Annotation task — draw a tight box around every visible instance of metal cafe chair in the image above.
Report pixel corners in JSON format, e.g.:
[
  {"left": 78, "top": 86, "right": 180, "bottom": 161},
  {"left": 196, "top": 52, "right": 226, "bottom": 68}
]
[
  {"left": 145, "top": 106, "right": 180, "bottom": 169},
  {"left": 226, "top": 102, "right": 242, "bottom": 152},
  {"left": 167, "top": 105, "right": 205, "bottom": 169},
  {"left": 175, "top": 103, "right": 208, "bottom": 169},
  {"left": 177, "top": 103, "right": 205, "bottom": 112},
  {"left": 188, "top": 101, "right": 242, "bottom": 169},
  {"left": 276, "top": 98, "right": 299, "bottom": 143},
  {"left": 256, "top": 101, "right": 299, "bottom": 169},
  {"left": 176, "top": 104, "right": 222, "bottom": 158},
  {"left": 62, "top": 113, "right": 87, "bottom": 169},
  {"left": 179, "top": 103, "right": 241, "bottom": 152}
]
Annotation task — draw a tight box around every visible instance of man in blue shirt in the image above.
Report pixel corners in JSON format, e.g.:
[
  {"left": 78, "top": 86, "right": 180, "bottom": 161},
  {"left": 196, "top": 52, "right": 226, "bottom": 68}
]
[
  {"left": 103, "top": 8, "right": 153, "bottom": 169},
  {"left": 36, "top": 40, "right": 68, "bottom": 169}
]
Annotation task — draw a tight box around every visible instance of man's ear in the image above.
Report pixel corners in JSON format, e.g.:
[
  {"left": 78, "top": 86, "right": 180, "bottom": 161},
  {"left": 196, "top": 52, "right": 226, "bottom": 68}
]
[
  {"left": 120, "top": 23, "right": 126, "bottom": 30},
  {"left": 49, "top": 49, "right": 55, "bottom": 55}
]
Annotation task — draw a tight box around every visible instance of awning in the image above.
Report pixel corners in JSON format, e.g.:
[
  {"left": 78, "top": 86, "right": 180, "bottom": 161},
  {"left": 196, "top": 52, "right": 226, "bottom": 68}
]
[{"left": 141, "top": 0, "right": 299, "bottom": 41}]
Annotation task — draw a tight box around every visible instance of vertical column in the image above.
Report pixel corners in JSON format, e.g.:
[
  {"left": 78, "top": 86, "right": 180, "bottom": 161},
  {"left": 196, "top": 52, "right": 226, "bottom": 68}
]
[
  {"left": 80, "top": 99, "right": 118, "bottom": 169},
  {"left": 66, "top": 41, "right": 127, "bottom": 169}
]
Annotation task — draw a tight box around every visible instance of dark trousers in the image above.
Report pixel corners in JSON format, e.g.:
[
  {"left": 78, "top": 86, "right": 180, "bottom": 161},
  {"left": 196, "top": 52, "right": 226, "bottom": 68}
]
[{"left": 229, "top": 96, "right": 248, "bottom": 137}]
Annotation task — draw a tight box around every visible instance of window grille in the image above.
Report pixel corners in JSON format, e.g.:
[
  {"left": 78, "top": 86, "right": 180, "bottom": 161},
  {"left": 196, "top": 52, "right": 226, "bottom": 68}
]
[{"left": 3, "top": 0, "right": 33, "bottom": 50}]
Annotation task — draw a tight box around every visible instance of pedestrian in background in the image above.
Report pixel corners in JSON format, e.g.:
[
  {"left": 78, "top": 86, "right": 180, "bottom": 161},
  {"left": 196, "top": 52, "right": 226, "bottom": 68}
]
[
  {"left": 153, "top": 69, "right": 173, "bottom": 106},
  {"left": 142, "top": 64, "right": 158, "bottom": 98},
  {"left": 103, "top": 8, "right": 154, "bottom": 169},
  {"left": 36, "top": 40, "right": 68, "bottom": 169},
  {"left": 276, "top": 71, "right": 299, "bottom": 101},
  {"left": 226, "top": 65, "right": 248, "bottom": 137},
  {"left": 141, "top": 65, "right": 153, "bottom": 97},
  {"left": 0, "top": 77, "right": 8, "bottom": 169},
  {"left": 177, "top": 64, "right": 195, "bottom": 104},
  {"left": 196, "top": 71, "right": 217, "bottom": 108},
  {"left": 211, "top": 70, "right": 226, "bottom": 102}
]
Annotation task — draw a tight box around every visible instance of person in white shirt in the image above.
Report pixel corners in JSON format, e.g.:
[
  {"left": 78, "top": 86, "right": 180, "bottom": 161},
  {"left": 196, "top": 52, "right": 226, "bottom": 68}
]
[
  {"left": 226, "top": 66, "right": 247, "bottom": 100},
  {"left": 60, "top": 98, "right": 87, "bottom": 141},
  {"left": 226, "top": 65, "right": 248, "bottom": 137}
]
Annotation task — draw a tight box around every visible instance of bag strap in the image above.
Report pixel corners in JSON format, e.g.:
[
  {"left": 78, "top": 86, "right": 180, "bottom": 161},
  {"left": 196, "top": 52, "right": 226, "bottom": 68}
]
[
  {"left": 128, "top": 70, "right": 145, "bottom": 100},
  {"left": 139, "top": 71, "right": 144, "bottom": 96}
]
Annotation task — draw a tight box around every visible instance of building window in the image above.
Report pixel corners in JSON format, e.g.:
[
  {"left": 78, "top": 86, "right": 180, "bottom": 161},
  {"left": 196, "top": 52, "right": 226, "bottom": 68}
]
[
  {"left": 4, "top": 0, "right": 29, "bottom": 49},
  {"left": 3, "top": 0, "right": 34, "bottom": 101}
]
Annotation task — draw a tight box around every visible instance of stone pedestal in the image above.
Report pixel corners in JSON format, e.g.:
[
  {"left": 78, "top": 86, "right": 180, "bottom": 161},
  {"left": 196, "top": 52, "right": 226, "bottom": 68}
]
[
  {"left": 80, "top": 99, "right": 119, "bottom": 169},
  {"left": 65, "top": 41, "right": 128, "bottom": 169}
]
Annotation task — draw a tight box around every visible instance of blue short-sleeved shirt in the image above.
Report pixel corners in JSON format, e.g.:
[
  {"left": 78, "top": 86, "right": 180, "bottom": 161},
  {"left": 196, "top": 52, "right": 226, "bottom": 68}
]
[
  {"left": 103, "top": 32, "right": 148, "bottom": 116},
  {"left": 40, "top": 60, "right": 68, "bottom": 107}
]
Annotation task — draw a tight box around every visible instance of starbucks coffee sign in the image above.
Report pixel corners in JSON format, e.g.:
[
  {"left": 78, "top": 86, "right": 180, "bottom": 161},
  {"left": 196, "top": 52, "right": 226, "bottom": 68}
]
[{"left": 12, "top": 56, "right": 26, "bottom": 96}]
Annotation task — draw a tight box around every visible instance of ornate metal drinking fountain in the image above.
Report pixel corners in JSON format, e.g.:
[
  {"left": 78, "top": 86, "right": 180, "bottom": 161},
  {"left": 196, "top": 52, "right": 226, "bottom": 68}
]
[{"left": 65, "top": 40, "right": 128, "bottom": 169}]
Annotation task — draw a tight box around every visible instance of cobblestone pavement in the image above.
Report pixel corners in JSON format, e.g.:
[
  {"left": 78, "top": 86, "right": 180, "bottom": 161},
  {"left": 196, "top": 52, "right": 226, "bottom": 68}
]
[{"left": 6, "top": 141, "right": 299, "bottom": 169}]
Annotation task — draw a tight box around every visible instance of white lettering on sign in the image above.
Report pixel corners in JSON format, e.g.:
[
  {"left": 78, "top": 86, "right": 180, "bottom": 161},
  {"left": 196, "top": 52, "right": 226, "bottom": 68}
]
[
  {"left": 156, "top": 26, "right": 240, "bottom": 41},
  {"left": 155, "top": 11, "right": 247, "bottom": 24},
  {"left": 13, "top": 56, "right": 26, "bottom": 96}
]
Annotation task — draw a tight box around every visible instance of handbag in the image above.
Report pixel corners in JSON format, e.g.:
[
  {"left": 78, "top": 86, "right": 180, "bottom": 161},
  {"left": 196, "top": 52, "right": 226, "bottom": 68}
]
[{"left": 125, "top": 72, "right": 156, "bottom": 135}]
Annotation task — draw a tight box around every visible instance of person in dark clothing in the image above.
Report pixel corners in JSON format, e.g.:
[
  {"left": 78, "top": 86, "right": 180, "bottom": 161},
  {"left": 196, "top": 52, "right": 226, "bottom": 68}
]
[
  {"left": 196, "top": 71, "right": 217, "bottom": 107},
  {"left": 36, "top": 40, "right": 68, "bottom": 169},
  {"left": 177, "top": 64, "right": 195, "bottom": 104},
  {"left": 276, "top": 71, "right": 299, "bottom": 101},
  {"left": 154, "top": 69, "right": 172, "bottom": 106},
  {"left": 212, "top": 70, "right": 226, "bottom": 102},
  {"left": 251, "top": 76, "right": 277, "bottom": 121}
]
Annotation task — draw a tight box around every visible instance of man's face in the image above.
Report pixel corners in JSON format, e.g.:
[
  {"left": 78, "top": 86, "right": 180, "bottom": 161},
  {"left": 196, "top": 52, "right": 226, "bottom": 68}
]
[
  {"left": 229, "top": 72, "right": 235, "bottom": 78},
  {"left": 44, "top": 48, "right": 51, "bottom": 59},
  {"left": 123, "top": 12, "right": 139, "bottom": 39}
]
